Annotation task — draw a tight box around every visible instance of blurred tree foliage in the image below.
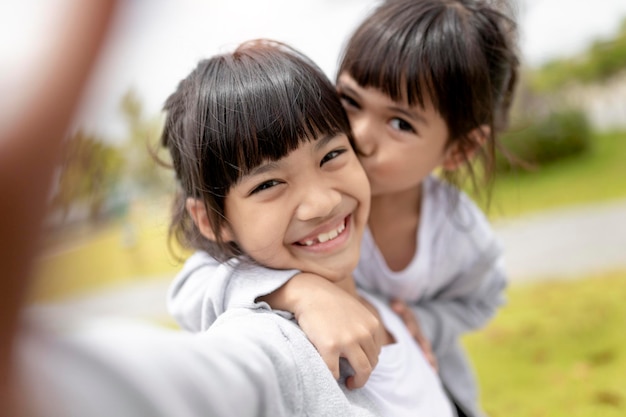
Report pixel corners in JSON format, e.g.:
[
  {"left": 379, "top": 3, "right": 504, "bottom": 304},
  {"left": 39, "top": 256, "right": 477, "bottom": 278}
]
[
  {"left": 119, "top": 90, "right": 172, "bottom": 197},
  {"left": 496, "top": 109, "right": 592, "bottom": 173},
  {"left": 530, "top": 18, "right": 626, "bottom": 92},
  {"left": 50, "top": 90, "right": 172, "bottom": 228},
  {"left": 497, "top": 19, "right": 626, "bottom": 174},
  {"left": 51, "top": 131, "right": 124, "bottom": 222}
]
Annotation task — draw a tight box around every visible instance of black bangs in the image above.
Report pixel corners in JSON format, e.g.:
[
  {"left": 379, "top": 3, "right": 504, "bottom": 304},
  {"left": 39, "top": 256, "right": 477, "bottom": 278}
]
[
  {"left": 195, "top": 43, "right": 351, "bottom": 193},
  {"left": 338, "top": 1, "right": 441, "bottom": 109}
]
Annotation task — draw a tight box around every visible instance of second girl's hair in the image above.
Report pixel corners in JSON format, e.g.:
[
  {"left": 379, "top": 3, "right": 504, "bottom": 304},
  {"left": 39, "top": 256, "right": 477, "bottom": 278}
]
[
  {"left": 338, "top": 0, "right": 519, "bottom": 193},
  {"left": 161, "top": 40, "right": 354, "bottom": 261}
]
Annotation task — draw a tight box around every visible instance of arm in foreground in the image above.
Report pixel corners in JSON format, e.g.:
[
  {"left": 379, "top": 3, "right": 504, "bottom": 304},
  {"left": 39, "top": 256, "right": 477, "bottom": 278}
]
[
  {"left": 19, "top": 319, "right": 296, "bottom": 417},
  {"left": 0, "top": 2, "right": 118, "bottom": 415}
]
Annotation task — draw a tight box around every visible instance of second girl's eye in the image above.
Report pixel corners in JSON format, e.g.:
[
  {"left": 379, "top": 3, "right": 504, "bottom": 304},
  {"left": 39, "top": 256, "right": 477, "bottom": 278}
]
[
  {"left": 339, "top": 93, "right": 360, "bottom": 110},
  {"left": 250, "top": 179, "right": 282, "bottom": 195},
  {"left": 320, "top": 148, "right": 347, "bottom": 166},
  {"left": 390, "top": 117, "right": 415, "bottom": 133}
]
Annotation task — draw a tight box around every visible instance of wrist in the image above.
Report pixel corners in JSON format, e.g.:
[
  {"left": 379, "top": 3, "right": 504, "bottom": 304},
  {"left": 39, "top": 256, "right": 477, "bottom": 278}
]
[{"left": 259, "top": 272, "right": 330, "bottom": 316}]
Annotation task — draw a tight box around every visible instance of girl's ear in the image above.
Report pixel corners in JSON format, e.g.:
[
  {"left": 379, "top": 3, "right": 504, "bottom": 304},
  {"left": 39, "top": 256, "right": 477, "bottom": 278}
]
[
  {"left": 442, "top": 124, "right": 490, "bottom": 171},
  {"left": 185, "top": 198, "right": 234, "bottom": 242}
]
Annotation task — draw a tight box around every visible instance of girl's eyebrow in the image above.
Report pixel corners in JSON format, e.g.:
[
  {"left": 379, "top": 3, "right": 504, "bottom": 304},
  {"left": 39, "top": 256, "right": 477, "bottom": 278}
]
[
  {"left": 388, "top": 105, "right": 428, "bottom": 125},
  {"left": 314, "top": 133, "right": 339, "bottom": 151},
  {"left": 246, "top": 161, "right": 280, "bottom": 178},
  {"left": 338, "top": 83, "right": 359, "bottom": 98}
]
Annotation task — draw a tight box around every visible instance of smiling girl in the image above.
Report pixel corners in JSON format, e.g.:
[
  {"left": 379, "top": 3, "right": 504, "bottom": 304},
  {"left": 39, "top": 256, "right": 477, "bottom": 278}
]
[{"left": 165, "top": 39, "right": 454, "bottom": 416}]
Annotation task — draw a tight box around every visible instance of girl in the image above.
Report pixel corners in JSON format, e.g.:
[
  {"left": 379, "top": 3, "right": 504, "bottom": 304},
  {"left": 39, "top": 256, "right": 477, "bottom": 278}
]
[
  {"left": 163, "top": 39, "right": 454, "bottom": 416},
  {"left": 169, "top": 0, "right": 519, "bottom": 416}
]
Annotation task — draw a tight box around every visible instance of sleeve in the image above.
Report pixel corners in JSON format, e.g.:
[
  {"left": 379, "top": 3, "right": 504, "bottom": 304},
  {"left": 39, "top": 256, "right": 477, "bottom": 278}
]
[
  {"left": 167, "top": 251, "right": 299, "bottom": 331},
  {"left": 411, "top": 242, "right": 507, "bottom": 356},
  {"left": 18, "top": 317, "right": 300, "bottom": 417}
]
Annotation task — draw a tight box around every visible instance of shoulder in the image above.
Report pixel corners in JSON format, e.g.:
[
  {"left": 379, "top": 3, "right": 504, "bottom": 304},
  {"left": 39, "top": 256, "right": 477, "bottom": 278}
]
[
  {"left": 169, "top": 251, "right": 240, "bottom": 299},
  {"left": 424, "top": 176, "right": 484, "bottom": 221},
  {"left": 425, "top": 176, "right": 499, "bottom": 248},
  {"left": 210, "top": 308, "right": 302, "bottom": 349},
  {"left": 208, "top": 308, "right": 322, "bottom": 377},
  {"left": 207, "top": 309, "right": 361, "bottom": 415}
]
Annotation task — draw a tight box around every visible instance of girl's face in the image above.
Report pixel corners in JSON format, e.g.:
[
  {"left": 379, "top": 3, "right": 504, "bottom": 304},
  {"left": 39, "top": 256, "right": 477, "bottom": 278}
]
[
  {"left": 336, "top": 73, "right": 450, "bottom": 197},
  {"left": 223, "top": 133, "right": 370, "bottom": 287}
]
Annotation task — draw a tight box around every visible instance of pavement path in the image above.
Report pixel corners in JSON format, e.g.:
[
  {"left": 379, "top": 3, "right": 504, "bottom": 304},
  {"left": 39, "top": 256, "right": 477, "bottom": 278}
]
[
  {"left": 493, "top": 198, "right": 626, "bottom": 282},
  {"left": 29, "top": 199, "right": 626, "bottom": 321}
]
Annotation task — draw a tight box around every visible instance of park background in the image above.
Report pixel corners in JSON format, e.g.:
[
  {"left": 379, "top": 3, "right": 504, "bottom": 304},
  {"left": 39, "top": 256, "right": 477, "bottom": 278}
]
[{"left": 4, "top": 1, "right": 626, "bottom": 416}]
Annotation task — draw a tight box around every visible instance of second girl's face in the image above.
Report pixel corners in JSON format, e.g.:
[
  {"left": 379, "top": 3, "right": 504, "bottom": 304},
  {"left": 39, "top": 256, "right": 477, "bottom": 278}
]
[
  {"left": 224, "top": 133, "right": 370, "bottom": 286},
  {"left": 336, "top": 73, "right": 450, "bottom": 197}
]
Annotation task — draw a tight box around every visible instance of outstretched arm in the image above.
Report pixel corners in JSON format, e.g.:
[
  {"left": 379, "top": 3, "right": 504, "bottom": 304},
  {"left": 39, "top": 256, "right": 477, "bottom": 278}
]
[
  {"left": 20, "top": 317, "right": 298, "bottom": 417},
  {"left": 0, "top": 2, "right": 118, "bottom": 415}
]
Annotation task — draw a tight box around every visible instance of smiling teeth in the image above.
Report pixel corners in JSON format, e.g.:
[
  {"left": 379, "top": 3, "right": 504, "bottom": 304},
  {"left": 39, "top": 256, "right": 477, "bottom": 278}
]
[{"left": 301, "top": 221, "right": 346, "bottom": 246}]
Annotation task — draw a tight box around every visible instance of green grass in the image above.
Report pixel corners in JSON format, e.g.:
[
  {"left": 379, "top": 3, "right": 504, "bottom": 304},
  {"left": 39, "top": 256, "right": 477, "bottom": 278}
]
[
  {"left": 484, "top": 130, "right": 626, "bottom": 219},
  {"left": 465, "top": 270, "right": 626, "bottom": 417}
]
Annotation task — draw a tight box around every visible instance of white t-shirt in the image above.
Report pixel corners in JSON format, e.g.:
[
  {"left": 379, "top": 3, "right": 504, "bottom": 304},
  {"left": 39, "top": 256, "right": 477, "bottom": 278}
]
[{"left": 362, "top": 293, "right": 454, "bottom": 417}]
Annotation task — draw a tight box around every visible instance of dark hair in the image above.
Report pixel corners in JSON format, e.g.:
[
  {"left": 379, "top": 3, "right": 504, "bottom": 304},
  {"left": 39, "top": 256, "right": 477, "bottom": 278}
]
[
  {"left": 338, "top": 0, "right": 519, "bottom": 196},
  {"left": 161, "top": 40, "right": 354, "bottom": 261}
]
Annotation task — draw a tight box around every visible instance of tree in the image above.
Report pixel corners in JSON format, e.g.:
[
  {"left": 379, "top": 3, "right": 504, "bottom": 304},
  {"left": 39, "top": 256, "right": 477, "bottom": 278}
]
[
  {"left": 119, "top": 89, "right": 173, "bottom": 198},
  {"left": 51, "top": 130, "right": 125, "bottom": 223}
]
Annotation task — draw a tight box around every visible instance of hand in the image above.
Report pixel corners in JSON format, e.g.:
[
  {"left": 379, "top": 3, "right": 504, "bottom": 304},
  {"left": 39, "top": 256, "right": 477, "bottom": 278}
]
[
  {"left": 260, "top": 273, "right": 384, "bottom": 388},
  {"left": 390, "top": 299, "right": 438, "bottom": 372}
]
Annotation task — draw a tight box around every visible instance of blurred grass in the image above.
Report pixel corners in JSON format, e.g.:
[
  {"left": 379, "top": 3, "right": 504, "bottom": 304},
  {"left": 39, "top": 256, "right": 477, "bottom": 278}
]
[
  {"left": 485, "top": 130, "right": 626, "bottom": 219},
  {"left": 465, "top": 270, "right": 626, "bottom": 417},
  {"left": 29, "top": 199, "right": 188, "bottom": 302}
]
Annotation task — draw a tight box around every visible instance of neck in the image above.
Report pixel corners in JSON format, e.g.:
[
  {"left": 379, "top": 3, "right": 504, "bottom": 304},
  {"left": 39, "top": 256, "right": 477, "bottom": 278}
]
[{"left": 370, "top": 184, "right": 423, "bottom": 224}]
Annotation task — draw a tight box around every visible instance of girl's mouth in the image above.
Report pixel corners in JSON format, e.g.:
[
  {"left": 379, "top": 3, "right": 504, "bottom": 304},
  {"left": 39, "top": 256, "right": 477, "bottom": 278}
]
[{"left": 295, "top": 217, "right": 347, "bottom": 247}]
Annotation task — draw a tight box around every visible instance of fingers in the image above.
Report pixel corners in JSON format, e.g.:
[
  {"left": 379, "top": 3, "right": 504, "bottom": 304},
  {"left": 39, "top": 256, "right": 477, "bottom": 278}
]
[
  {"left": 316, "top": 322, "right": 381, "bottom": 388},
  {"left": 319, "top": 347, "right": 341, "bottom": 381},
  {"left": 344, "top": 349, "right": 373, "bottom": 389},
  {"left": 291, "top": 284, "right": 385, "bottom": 389}
]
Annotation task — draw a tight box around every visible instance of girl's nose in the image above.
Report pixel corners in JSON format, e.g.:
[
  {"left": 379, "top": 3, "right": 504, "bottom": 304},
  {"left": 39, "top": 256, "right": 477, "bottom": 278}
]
[
  {"left": 295, "top": 184, "right": 342, "bottom": 221},
  {"left": 351, "top": 117, "right": 376, "bottom": 157}
]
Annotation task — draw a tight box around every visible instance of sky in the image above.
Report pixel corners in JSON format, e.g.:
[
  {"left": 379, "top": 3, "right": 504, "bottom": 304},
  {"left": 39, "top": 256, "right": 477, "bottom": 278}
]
[{"left": 2, "top": 0, "right": 626, "bottom": 142}]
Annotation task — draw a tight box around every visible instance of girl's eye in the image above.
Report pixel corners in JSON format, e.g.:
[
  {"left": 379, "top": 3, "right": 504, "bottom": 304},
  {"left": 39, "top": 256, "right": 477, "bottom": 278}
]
[
  {"left": 250, "top": 179, "right": 281, "bottom": 195},
  {"left": 390, "top": 117, "right": 415, "bottom": 133},
  {"left": 320, "top": 148, "right": 347, "bottom": 166},
  {"left": 339, "top": 93, "right": 360, "bottom": 110}
]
